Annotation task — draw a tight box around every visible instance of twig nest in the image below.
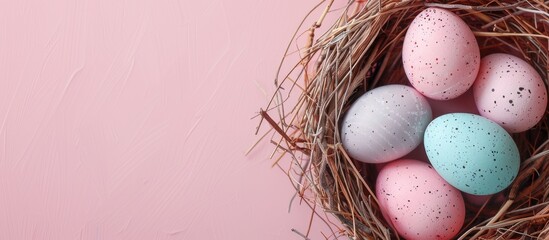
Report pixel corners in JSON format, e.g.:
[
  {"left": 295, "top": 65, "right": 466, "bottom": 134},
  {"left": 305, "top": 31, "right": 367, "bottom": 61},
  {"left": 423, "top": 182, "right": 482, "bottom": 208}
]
[{"left": 260, "top": 0, "right": 549, "bottom": 239}]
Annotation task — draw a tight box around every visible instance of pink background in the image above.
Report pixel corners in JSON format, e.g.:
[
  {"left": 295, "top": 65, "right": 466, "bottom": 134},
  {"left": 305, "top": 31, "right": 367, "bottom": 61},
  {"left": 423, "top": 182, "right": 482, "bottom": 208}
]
[{"left": 0, "top": 0, "right": 340, "bottom": 239}]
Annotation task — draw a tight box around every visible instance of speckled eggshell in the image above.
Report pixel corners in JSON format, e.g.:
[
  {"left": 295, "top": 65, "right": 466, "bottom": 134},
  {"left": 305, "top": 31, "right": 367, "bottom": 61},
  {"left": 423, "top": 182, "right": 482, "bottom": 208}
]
[
  {"left": 473, "top": 53, "right": 548, "bottom": 133},
  {"left": 402, "top": 7, "right": 480, "bottom": 100},
  {"left": 376, "top": 159, "right": 465, "bottom": 240},
  {"left": 340, "top": 84, "right": 432, "bottom": 164},
  {"left": 424, "top": 113, "right": 520, "bottom": 195}
]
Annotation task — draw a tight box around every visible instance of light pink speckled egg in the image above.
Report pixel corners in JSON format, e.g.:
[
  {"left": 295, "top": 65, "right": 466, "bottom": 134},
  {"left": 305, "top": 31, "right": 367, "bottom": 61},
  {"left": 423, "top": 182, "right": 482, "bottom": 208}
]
[
  {"left": 376, "top": 159, "right": 465, "bottom": 240},
  {"left": 340, "top": 85, "right": 432, "bottom": 164},
  {"left": 473, "top": 53, "right": 548, "bottom": 133},
  {"left": 402, "top": 7, "right": 480, "bottom": 100}
]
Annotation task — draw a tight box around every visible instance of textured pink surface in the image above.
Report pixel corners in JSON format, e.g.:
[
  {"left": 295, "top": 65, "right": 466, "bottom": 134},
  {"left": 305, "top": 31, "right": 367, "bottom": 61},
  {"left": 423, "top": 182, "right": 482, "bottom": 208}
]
[{"left": 0, "top": 1, "right": 336, "bottom": 239}]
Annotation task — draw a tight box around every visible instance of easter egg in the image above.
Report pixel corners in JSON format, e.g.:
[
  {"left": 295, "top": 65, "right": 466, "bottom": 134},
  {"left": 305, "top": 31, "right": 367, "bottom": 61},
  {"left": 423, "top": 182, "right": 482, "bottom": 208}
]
[
  {"left": 376, "top": 159, "right": 465, "bottom": 240},
  {"left": 340, "top": 84, "right": 432, "bottom": 164},
  {"left": 402, "top": 7, "right": 480, "bottom": 100},
  {"left": 473, "top": 53, "right": 548, "bottom": 133},
  {"left": 424, "top": 113, "right": 520, "bottom": 195}
]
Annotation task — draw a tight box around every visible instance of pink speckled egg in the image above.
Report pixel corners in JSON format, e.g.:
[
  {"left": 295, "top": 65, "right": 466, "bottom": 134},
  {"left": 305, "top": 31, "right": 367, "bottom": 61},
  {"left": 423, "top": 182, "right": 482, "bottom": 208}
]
[
  {"left": 340, "top": 85, "right": 432, "bottom": 164},
  {"left": 473, "top": 53, "right": 548, "bottom": 133},
  {"left": 376, "top": 159, "right": 465, "bottom": 240},
  {"left": 402, "top": 7, "right": 480, "bottom": 100}
]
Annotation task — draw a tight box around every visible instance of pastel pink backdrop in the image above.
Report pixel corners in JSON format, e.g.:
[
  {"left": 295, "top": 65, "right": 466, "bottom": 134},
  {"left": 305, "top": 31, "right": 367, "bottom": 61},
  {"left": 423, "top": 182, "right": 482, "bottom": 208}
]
[{"left": 0, "top": 0, "right": 341, "bottom": 239}]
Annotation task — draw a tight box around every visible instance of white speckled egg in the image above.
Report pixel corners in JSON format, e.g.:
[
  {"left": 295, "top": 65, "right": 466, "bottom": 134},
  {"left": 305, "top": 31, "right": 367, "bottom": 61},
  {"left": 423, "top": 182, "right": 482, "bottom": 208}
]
[
  {"left": 473, "top": 53, "right": 548, "bottom": 133},
  {"left": 402, "top": 7, "right": 480, "bottom": 100},
  {"left": 424, "top": 113, "right": 520, "bottom": 195},
  {"left": 340, "top": 84, "right": 432, "bottom": 164},
  {"left": 376, "top": 159, "right": 465, "bottom": 240}
]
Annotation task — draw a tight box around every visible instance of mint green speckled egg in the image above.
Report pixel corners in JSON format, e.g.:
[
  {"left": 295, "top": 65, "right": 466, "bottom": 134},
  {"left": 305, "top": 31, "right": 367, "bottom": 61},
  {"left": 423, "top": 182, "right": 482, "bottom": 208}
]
[{"left": 424, "top": 113, "right": 520, "bottom": 195}]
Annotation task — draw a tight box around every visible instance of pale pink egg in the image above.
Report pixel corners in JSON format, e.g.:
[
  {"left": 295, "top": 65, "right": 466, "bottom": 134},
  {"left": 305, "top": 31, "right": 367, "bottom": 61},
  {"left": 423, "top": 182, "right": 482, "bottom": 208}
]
[
  {"left": 376, "top": 159, "right": 465, "bottom": 240},
  {"left": 473, "top": 53, "right": 548, "bottom": 133},
  {"left": 402, "top": 7, "right": 480, "bottom": 100}
]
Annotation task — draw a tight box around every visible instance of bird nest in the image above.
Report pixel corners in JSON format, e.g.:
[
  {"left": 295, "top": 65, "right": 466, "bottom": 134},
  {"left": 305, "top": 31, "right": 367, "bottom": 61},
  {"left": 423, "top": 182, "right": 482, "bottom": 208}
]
[{"left": 255, "top": 0, "right": 548, "bottom": 239}]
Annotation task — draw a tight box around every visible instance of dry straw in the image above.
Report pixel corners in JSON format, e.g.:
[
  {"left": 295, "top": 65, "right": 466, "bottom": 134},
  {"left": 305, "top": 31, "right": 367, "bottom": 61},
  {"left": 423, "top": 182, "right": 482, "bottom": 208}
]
[{"left": 254, "top": 0, "right": 548, "bottom": 239}]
